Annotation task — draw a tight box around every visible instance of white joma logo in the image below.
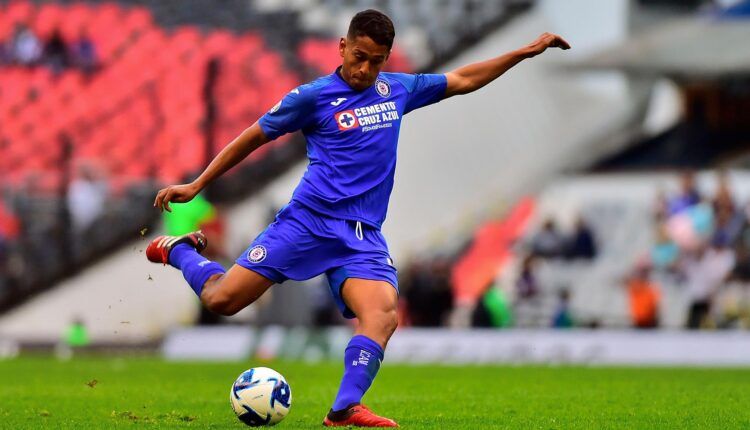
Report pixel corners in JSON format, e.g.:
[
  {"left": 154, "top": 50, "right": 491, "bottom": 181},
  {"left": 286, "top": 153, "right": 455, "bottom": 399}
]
[{"left": 330, "top": 98, "right": 347, "bottom": 106}]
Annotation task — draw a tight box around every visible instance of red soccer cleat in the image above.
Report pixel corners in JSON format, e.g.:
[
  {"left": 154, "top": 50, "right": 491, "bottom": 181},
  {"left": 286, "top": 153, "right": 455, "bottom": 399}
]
[
  {"left": 146, "top": 231, "right": 207, "bottom": 265},
  {"left": 323, "top": 404, "right": 398, "bottom": 427}
]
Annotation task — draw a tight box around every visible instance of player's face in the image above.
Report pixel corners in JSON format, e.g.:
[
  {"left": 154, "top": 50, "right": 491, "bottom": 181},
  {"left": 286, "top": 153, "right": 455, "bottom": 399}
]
[{"left": 339, "top": 36, "right": 390, "bottom": 91}]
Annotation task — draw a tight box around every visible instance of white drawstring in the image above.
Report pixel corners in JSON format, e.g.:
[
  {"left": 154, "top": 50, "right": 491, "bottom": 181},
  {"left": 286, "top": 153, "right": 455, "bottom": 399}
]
[{"left": 355, "top": 221, "right": 364, "bottom": 241}]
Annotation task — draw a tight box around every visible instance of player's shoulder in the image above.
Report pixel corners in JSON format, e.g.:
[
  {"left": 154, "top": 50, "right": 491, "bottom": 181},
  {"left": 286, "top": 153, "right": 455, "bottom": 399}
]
[
  {"left": 379, "top": 72, "right": 412, "bottom": 85},
  {"left": 293, "top": 74, "right": 337, "bottom": 100},
  {"left": 379, "top": 72, "right": 419, "bottom": 93}
]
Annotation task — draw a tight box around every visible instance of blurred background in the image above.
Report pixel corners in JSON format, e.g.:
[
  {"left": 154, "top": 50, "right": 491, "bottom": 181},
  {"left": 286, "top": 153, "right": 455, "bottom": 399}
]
[{"left": 1, "top": 0, "right": 750, "bottom": 365}]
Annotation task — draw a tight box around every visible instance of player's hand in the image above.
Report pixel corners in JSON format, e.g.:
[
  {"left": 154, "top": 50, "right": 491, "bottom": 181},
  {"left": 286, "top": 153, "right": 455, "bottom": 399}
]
[
  {"left": 153, "top": 183, "right": 199, "bottom": 212},
  {"left": 524, "top": 32, "right": 571, "bottom": 57}
]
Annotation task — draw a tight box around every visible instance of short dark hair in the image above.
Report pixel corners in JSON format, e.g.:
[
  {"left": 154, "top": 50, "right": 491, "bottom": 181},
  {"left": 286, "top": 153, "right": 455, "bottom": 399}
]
[{"left": 347, "top": 9, "right": 395, "bottom": 50}]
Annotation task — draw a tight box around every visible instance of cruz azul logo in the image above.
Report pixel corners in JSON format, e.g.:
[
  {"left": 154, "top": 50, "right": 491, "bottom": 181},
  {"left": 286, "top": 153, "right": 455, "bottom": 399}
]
[
  {"left": 335, "top": 110, "right": 358, "bottom": 131},
  {"left": 375, "top": 79, "right": 390, "bottom": 97},
  {"left": 247, "top": 245, "right": 267, "bottom": 263},
  {"left": 334, "top": 101, "right": 400, "bottom": 133}
]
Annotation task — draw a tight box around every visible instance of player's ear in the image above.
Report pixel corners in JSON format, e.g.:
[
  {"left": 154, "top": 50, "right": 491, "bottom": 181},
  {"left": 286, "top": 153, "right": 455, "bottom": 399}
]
[{"left": 338, "top": 37, "right": 347, "bottom": 58}]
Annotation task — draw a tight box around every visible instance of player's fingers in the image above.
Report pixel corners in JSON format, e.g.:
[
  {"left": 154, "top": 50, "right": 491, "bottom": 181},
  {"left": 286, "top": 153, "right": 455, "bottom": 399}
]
[
  {"left": 555, "top": 35, "right": 571, "bottom": 50},
  {"left": 153, "top": 188, "right": 167, "bottom": 210},
  {"left": 162, "top": 190, "right": 174, "bottom": 212}
]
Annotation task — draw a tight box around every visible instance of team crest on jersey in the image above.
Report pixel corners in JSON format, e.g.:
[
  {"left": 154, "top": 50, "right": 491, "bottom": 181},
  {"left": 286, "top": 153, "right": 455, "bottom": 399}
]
[
  {"left": 335, "top": 110, "right": 359, "bottom": 131},
  {"left": 375, "top": 79, "right": 390, "bottom": 97},
  {"left": 247, "top": 245, "right": 267, "bottom": 263}
]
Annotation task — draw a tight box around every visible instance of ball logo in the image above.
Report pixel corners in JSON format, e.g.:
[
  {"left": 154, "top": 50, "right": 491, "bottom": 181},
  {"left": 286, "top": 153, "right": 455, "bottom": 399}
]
[
  {"left": 335, "top": 110, "right": 359, "bottom": 131},
  {"left": 247, "top": 245, "right": 267, "bottom": 263},
  {"left": 375, "top": 79, "right": 390, "bottom": 98}
]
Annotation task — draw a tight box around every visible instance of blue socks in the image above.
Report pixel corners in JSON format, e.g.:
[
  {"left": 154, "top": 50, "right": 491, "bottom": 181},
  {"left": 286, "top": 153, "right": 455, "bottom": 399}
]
[
  {"left": 331, "top": 335, "right": 384, "bottom": 411},
  {"left": 168, "top": 244, "right": 225, "bottom": 297}
]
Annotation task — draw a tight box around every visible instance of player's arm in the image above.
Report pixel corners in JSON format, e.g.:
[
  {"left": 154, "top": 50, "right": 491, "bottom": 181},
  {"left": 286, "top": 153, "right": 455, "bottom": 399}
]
[
  {"left": 153, "top": 123, "right": 269, "bottom": 212},
  {"left": 444, "top": 32, "right": 570, "bottom": 98}
]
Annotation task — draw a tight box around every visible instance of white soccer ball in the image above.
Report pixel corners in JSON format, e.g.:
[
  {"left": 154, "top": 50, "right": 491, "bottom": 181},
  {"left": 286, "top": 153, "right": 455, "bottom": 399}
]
[{"left": 230, "top": 367, "right": 292, "bottom": 426}]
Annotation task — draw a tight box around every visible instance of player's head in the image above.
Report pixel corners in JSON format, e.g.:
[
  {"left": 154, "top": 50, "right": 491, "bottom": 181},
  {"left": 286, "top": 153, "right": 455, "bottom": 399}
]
[{"left": 339, "top": 9, "right": 394, "bottom": 91}]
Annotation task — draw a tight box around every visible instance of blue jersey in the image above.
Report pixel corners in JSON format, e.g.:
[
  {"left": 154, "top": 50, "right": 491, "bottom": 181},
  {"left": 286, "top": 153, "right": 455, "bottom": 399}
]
[{"left": 258, "top": 67, "right": 447, "bottom": 229}]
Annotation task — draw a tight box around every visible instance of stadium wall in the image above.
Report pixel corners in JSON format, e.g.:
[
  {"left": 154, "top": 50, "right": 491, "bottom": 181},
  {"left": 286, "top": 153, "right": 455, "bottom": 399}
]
[{"left": 157, "top": 326, "right": 750, "bottom": 366}]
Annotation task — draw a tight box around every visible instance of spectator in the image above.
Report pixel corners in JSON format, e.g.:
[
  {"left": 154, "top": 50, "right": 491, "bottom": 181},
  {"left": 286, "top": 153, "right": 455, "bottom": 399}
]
[
  {"left": 0, "top": 200, "right": 21, "bottom": 285},
  {"left": 565, "top": 216, "right": 597, "bottom": 260},
  {"left": 515, "top": 254, "right": 538, "bottom": 299},
  {"left": 713, "top": 170, "right": 736, "bottom": 215},
  {"left": 71, "top": 28, "right": 97, "bottom": 74},
  {"left": 10, "top": 23, "right": 42, "bottom": 66},
  {"left": 668, "top": 170, "right": 701, "bottom": 215},
  {"left": 472, "top": 283, "right": 513, "bottom": 328},
  {"left": 63, "top": 317, "right": 90, "bottom": 348},
  {"left": 67, "top": 163, "right": 109, "bottom": 234},
  {"left": 712, "top": 171, "right": 739, "bottom": 246},
  {"left": 731, "top": 203, "right": 750, "bottom": 282},
  {"left": 0, "top": 42, "right": 10, "bottom": 65},
  {"left": 163, "top": 192, "right": 216, "bottom": 236},
  {"left": 651, "top": 224, "right": 679, "bottom": 270},
  {"left": 666, "top": 198, "right": 714, "bottom": 251},
  {"left": 679, "top": 240, "right": 735, "bottom": 329},
  {"left": 551, "top": 289, "right": 574, "bottom": 328},
  {"left": 625, "top": 262, "right": 660, "bottom": 329},
  {"left": 653, "top": 189, "right": 669, "bottom": 222},
  {"left": 404, "top": 258, "right": 453, "bottom": 326},
  {"left": 531, "top": 219, "right": 565, "bottom": 259},
  {"left": 43, "top": 29, "right": 70, "bottom": 74}
]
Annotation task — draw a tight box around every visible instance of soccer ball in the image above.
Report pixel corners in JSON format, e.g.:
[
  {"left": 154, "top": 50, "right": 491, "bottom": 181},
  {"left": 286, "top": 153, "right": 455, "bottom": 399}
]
[{"left": 230, "top": 367, "right": 292, "bottom": 426}]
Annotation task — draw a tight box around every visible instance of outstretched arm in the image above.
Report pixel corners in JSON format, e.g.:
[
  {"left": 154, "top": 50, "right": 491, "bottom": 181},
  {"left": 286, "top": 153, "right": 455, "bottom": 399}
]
[
  {"left": 444, "top": 32, "right": 570, "bottom": 98},
  {"left": 153, "top": 122, "right": 270, "bottom": 212}
]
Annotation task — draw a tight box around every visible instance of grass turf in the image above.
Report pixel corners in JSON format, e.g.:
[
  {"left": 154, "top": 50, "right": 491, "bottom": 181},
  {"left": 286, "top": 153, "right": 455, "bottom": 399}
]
[{"left": 0, "top": 357, "right": 749, "bottom": 429}]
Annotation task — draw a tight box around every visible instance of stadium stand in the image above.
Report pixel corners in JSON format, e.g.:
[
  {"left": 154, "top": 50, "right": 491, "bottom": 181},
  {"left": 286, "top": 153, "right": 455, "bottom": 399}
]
[
  {"left": 0, "top": 0, "right": 523, "bottom": 313},
  {"left": 0, "top": 1, "right": 302, "bottom": 308}
]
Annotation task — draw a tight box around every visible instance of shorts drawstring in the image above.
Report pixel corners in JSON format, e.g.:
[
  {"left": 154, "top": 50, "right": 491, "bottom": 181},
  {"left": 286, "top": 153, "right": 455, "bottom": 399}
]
[{"left": 355, "top": 221, "right": 364, "bottom": 241}]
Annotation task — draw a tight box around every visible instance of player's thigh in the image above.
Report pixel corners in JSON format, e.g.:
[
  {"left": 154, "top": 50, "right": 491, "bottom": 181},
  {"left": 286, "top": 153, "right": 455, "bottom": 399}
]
[{"left": 202, "top": 264, "right": 274, "bottom": 313}]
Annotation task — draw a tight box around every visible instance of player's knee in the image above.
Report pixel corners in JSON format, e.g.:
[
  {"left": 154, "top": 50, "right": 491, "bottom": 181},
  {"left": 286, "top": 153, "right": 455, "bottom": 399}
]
[
  {"left": 385, "top": 309, "right": 399, "bottom": 335},
  {"left": 363, "top": 309, "right": 398, "bottom": 337}
]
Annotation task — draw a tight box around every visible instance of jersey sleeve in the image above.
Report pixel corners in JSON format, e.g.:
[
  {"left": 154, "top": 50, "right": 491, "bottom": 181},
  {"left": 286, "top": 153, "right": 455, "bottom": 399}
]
[
  {"left": 395, "top": 73, "right": 447, "bottom": 114},
  {"left": 258, "top": 86, "right": 317, "bottom": 140}
]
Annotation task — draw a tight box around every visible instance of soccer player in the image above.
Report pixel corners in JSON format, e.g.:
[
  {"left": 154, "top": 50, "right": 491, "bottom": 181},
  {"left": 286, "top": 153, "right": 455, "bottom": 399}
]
[{"left": 147, "top": 10, "right": 569, "bottom": 427}]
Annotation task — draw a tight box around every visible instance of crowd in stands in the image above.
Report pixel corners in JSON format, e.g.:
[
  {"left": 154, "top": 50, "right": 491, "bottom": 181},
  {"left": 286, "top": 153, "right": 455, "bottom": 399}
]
[
  {"left": 399, "top": 170, "right": 750, "bottom": 331},
  {"left": 0, "top": 0, "right": 303, "bottom": 309},
  {"left": 645, "top": 171, "right": 750, "bottom": 329},
  {"left": 1, "top": 23, "right": 97, "bottom": 74}
]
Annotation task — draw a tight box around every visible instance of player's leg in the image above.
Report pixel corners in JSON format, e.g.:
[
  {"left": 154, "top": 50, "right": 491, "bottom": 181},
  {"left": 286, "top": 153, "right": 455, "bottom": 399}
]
[
  {"left": 343, "top": 278, "right": 399, "bottom": 347},
  {"left": 337, "top": 278, "right": 399, "bottom": 396},
  {"left": 324, "top": 278, "right": 399, "bottom": 427},
  {"left": 199, "top": 265, "right": 274, "bottom": 315},
  {"left": 147, "top": 231, "right": 275, "bottom": 315}
]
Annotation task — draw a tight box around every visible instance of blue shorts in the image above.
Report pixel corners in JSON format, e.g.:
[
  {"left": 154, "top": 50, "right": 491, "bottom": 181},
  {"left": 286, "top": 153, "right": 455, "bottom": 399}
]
[{"left": 235, "top": 201, "right": 398, "bottom": 319}]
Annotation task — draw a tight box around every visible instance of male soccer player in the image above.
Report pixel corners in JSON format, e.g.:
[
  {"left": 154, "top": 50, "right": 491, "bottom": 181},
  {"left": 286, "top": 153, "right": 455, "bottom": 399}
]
[{"left": 147, "top": 10, "right": 569, "bottom": 427}]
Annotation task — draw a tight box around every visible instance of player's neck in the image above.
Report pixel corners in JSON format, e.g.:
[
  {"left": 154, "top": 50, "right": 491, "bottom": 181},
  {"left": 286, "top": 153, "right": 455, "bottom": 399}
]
[{"left": 336, "top": 66, "right": 367, "bottom": 92}]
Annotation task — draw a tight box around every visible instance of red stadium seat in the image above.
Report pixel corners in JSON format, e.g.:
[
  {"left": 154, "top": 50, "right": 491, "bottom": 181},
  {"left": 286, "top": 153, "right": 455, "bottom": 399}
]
[
  {"left": 122, "top": 6, "right": 153, "bottom": 34},
  {"left": 204, "top": 30, "right": 234, "bottom": 56},
  {"left": 32, "top": 2, "right": 64, "bottom": 39},
  {"left": 1, "top": 3, "right": 302, "bottom": 191},
  {"left": 1, "top": 1, "right": 34, "bottom": 39},
  {"left": 59, "top": 3, "right": 94, "bottom": 41}
]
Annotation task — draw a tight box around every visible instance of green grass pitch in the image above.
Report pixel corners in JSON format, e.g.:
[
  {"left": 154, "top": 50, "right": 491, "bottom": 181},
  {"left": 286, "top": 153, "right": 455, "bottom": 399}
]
[{"left": 1, "top": 356, "right": 749, "bottom": 429}]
